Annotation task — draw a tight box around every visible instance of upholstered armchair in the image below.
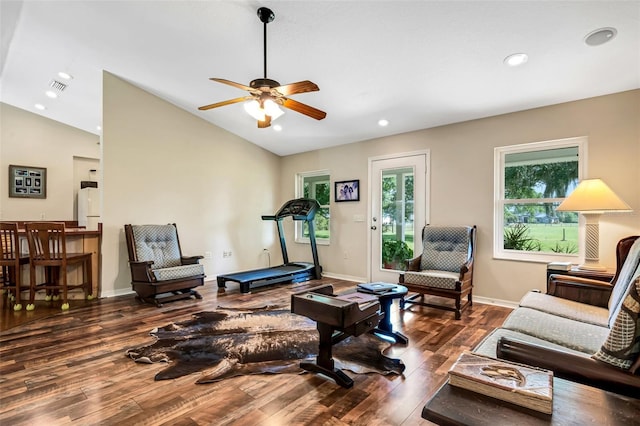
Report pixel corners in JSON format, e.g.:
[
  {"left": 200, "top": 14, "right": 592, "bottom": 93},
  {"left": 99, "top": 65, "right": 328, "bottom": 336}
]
[
  {"left": 124, "top": 224, "right": 205, "bottom": 307},
  {"left": 399, "top": 225, "right": 476, "bottom": 319}
]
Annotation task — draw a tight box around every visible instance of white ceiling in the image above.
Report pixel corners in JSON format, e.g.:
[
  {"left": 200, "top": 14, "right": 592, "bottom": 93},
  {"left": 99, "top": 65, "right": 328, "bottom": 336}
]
[{"left": 1, "top": 1, "right": 639, "bottom": 156}]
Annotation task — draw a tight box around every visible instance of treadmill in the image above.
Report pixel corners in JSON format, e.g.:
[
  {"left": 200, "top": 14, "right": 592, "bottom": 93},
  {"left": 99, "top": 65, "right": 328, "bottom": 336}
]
[{"left": 216, "top": 198, "right": 323, "bottom": 293}]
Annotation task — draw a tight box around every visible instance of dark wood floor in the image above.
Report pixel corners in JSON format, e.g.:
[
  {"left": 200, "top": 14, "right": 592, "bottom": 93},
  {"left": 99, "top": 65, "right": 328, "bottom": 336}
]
[{"left": 0, "top": 278, "right": 512, "bottom": 425}]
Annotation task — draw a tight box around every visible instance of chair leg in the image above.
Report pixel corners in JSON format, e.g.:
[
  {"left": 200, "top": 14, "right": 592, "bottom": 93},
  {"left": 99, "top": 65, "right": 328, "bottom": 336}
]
[
  {"left": 454, "top": 297, "right": 462, "bottom": 320},
  {"left": 85, "top": 257, "right": 93, "bottom": 299},
  {"left": 27, "top": 265, "right": 36, "bottom": 310},
  {"left": 60, "top": 266, "right": 69, "bottom": 310}
]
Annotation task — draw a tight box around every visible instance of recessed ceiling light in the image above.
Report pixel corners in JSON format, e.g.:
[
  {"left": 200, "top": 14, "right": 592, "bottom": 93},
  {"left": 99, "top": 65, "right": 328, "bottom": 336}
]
[
  {"left": 58, "top": 71, "right": 73, "bottom": 80},
  {"left": 273, "top": 124, "right": 282, "bottom": 131},
  {"left": 378, "top": 119, "right": 389, "bottom": 127},
  {"left": 96, "top": 125, "right": 102, "bottom": 131},
  {"left": 45, "top": 90, "right": 58, "bottom": 99},
  {"left": 584, "top": 27, "right": 617, "bottom": 46},
  {"left": 504, "top": 53, "right": 528, "bottom": 67},
  {"left": 34, "top": 103, "right": 46, "bottom": 110}
]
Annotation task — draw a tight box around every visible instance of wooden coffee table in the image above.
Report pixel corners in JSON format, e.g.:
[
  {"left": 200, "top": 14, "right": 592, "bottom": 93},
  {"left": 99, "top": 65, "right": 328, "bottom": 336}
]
[{"left": 423, "top": 377, "right": 640, "bottom": 425}]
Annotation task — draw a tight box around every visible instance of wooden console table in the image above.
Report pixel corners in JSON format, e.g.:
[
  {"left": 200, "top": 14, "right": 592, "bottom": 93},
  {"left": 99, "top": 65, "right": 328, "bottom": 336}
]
[{"left": 423, "top": 378, "right": 639, "bottom": 425}]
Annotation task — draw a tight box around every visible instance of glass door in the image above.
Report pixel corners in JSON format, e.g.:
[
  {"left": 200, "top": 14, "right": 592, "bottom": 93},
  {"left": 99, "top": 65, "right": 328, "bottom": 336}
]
[{"left": 370, "top": 153, "right": 427, "bottom": 283}]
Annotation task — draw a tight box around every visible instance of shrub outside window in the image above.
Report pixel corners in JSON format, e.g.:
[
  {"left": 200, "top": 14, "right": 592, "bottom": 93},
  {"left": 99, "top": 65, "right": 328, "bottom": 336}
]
[
  {"left": 296, "top": 171, "right": 330, "bottom": 244},
  {"left": 494, "top": 137, "right": 586, "bottom": 262}
]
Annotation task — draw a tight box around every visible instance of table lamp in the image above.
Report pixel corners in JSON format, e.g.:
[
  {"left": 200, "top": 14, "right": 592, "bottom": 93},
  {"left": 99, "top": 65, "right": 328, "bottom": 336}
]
[{"left": 556, "top": 178, "right": 632, "bottom": 271}]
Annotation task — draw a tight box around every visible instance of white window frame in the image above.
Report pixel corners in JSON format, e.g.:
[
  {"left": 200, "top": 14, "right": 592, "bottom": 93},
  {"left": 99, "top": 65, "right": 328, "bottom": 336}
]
[
  {"left": 295, "top": 170, "right": 330, "bottom": 245},
  {"left": 493, "top": 136, "right": 587, "bottom": 263}
]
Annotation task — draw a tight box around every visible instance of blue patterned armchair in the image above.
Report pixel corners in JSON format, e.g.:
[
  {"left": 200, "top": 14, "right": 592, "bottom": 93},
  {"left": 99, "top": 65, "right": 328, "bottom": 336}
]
[
  {"left": 399, "top": 225, "right": 476, "bottom": 319},
  {"left": 124, "top": 224, "right": 205, "bottom": 307}
]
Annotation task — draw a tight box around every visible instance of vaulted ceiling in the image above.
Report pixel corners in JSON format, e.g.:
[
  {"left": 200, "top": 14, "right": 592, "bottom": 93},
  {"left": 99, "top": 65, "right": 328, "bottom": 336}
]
[{"left": 1, "top": 1, "right": 639, "bottom": 156}]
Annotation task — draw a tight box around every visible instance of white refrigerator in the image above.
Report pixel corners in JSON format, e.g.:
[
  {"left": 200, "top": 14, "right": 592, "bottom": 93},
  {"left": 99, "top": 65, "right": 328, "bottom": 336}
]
[{"left": 78, "top": 187, "right": 101, "bottom": 230}]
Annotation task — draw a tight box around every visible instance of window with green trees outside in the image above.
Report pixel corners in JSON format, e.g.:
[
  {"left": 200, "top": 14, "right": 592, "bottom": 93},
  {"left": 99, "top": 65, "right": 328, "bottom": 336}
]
[
  {"left": 495, "top": 137, "right": 586, "bottom": 262},
  {"left": 296, "top": 171, "right": 330, "bottom": 243}
]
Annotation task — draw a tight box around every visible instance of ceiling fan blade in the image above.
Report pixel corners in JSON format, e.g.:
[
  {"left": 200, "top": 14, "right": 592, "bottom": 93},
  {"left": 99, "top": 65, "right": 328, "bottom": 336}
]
[
  {"left": 274, "top": 80, "right": 319, "bottom": 96},
  {"left": 282, "top": 98, "right": 327, "bottom": 120},
  {"left": 210, "top": 78, "right": 254, "bottom": 92},
  {"left": 198, "top": 95, "right": 253, "bottom": 111},
  {"left": 258, "top": 115, "right": 272, "bottom": 128}
]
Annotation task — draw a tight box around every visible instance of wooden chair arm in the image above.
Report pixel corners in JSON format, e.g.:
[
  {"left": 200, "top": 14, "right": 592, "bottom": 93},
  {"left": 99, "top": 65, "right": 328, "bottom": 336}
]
[
  {"left": 181, "top": 255, "right": 203, "bottom": 265},
  {"left": 405, "top": 255, "right": 422, "bottom": 272},
  {"left": 547, "top": 274, "right": 613, "bottom": 308},
  {"left": 129, "top": 260, "right": 156, "bottom": 282},
  {"left": 459, "top": 258, "right": 473, "bottom": 277},
  {"left": 496, "top": 337, "right": 640, "bottom": 398}
]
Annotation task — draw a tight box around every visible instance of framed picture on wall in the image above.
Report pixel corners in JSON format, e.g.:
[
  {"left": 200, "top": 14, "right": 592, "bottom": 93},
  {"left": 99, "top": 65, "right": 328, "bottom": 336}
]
[
  {"left": 9, "top": 165, "right": 47, "bottom": 199},
  {"left": 335, "top": 179, "right": 359, "bottom": 202}
]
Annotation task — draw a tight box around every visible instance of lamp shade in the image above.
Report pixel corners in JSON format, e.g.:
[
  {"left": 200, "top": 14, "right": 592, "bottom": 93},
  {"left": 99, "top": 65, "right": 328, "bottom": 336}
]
[{"left": 556, "top": 178, "right": 631, "bottom": 212}]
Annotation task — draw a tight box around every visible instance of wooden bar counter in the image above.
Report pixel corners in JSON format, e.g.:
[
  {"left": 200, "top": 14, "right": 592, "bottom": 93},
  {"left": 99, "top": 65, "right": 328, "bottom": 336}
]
[{"left": 15, "top": 221, "right": 102, "bottom": 299}]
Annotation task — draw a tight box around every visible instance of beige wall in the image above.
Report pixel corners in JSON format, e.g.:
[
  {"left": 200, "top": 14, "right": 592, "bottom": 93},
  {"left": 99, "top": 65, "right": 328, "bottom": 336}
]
[
  {"left": 101, "top": 72, "right": 282, "bottom": 296},
  {"left": 280, "top": 90, "right": 640, "bottom": 303},
  {"left": 0, "top": 103, "right": 100, "bottom": 220},
  {"left": 4, "top": 82, "right": 638, "bottom": 304}
]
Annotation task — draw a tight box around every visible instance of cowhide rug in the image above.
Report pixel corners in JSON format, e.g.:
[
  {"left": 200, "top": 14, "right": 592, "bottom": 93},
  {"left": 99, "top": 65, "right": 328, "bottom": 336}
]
[{"left": 125, "top": 306, "right": 405, "bottom": 384}]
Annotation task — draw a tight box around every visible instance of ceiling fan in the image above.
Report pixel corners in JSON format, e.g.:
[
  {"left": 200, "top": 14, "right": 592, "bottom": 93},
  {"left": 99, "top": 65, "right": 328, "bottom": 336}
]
[{"left": 198, "top": 7, "right": 326, "bottom": 128}]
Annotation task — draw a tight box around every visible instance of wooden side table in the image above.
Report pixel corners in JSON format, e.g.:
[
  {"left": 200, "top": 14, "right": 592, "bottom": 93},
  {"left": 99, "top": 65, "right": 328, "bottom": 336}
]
[
  {"left": 358, "top": 284, "right": 409, "bottom": 344},
  {"left": 546, "top": 266, "right": 614, "bottom": 284},
  {"left": 422, "top": 378, "right": 640, "bottom": 425}
]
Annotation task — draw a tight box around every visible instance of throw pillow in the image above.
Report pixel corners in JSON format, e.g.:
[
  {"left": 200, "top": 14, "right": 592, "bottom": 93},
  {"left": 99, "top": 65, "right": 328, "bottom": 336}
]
[
  {"left": 608, "top": 238, "right": 640, "bottom": 328},
  {"left": 593, "top": 276, "right": 640, "bottom": 369}
]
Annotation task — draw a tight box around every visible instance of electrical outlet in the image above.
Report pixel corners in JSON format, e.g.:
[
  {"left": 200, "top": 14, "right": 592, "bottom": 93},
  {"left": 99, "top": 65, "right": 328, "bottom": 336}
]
[
  {"left": 343, "top": 251, "right": 348, "bottom": 259},
  {"left": 222, "top": 251, "right": 233, "bottom": 258},
  {"left": 204, "top": 251, "right": 212, "bottom": 259}
]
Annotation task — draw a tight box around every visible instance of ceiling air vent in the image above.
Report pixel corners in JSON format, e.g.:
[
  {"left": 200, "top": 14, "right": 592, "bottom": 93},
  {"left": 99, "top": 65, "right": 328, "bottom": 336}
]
[{"left": 49, "top": 79, "right": 68, "bottom": 92}]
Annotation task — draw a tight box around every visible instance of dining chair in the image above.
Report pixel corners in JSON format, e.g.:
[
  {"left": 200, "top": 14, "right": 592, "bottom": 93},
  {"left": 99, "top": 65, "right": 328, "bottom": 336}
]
[
  {"left": 0, "top": 222, "right": 30, "bottom": 311},
  {"left": 24, "top": 222, "right": 94, "bottom": 311}
]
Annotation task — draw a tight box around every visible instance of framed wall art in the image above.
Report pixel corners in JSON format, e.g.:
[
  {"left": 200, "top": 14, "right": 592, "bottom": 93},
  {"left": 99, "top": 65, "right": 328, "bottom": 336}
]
[
  {"left": 9, "top": 165, "right": 47, "bottom": 199},
  {"left": 335, "top": 179, "right": 359, "bottom": 202}
]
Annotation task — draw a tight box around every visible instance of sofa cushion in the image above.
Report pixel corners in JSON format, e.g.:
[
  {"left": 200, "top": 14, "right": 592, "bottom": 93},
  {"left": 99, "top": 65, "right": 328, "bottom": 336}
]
[
  {"left": 403, "top": 270, "right": 459, "bottom": 289},
  {"left": 152, "top": 264, "right": 204, "bottom": 282},
  {"left": 593, "top": 276, "right": 640, "bottom": 370},
  {"left": 608, "top": 238, "right": 640, "bottom": 328},
  {"left": 501, "top": 307, "right": 609, "bottom": 355},
  {"left": 131, "top": 225, "right": 182, "bottom": 269},
  {"left": 473, "top": 328, "right": 591, "bottom": 359},
  {"left": 419, "top": 226, "right": 471, "bottom": 273},
  {"left": 519, "top": 291, "right": 609, "bottom": 327}
]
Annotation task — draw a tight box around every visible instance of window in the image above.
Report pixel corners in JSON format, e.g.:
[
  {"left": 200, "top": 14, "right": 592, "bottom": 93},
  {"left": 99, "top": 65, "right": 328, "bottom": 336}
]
[
  {"left": 494, "top": 137, "right": 586, "bottom": 262},
  {"left": 296, "top": 170, "right": 330, "bottom": 244}
]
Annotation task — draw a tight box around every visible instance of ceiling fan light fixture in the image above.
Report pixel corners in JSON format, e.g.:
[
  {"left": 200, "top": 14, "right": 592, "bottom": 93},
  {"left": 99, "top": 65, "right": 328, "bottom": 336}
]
[
  {"left": 244, "top": 99, "right": 284, "bottom": 122},
  {"left": 199, "top": 7, "right": 325, "bottom": 126}
]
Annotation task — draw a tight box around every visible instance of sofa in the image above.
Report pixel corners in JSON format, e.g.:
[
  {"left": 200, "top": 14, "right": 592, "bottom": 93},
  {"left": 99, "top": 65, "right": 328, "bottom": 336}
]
[{"left": 474, "top": 235, "right": 640, "bottom": 397}]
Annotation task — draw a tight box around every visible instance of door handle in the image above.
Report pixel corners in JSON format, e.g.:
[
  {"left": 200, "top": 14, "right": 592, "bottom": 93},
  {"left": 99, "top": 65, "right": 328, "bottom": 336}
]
[{"left": 371, "top": 226, "right": 377, "bottom": 230}]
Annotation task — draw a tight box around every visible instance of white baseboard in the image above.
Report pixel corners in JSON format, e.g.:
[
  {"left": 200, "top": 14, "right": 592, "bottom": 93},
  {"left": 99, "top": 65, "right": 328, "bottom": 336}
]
[
  {"left": 100, "top": 288, "right": 136, "bottom": 298},
  {"left": 320, "top": 271, "right": 366, "bottom": 284},
  {"left": 473, "top": 295, "right": 519, "bottom": 309}
]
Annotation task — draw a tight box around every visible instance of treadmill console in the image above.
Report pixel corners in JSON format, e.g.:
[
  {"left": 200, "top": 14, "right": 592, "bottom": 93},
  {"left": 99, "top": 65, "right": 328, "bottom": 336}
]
[{"left": 271, "top": 198, "right": 319, "bottom": 221}]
